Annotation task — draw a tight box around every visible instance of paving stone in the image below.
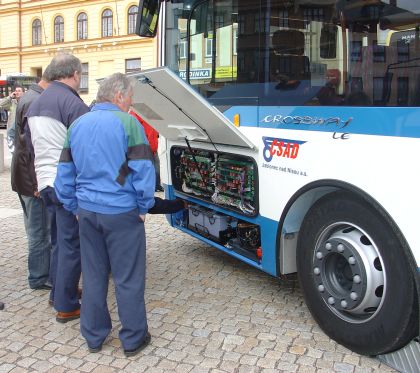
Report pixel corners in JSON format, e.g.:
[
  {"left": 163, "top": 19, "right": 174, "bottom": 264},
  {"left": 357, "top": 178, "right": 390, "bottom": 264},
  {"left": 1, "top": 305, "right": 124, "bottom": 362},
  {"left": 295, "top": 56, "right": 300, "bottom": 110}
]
[
  {"left": 8, "top": 368, "right": 27, "bottom": 373},
  {"left": 334, "top": 362, "right": 356, "bottom": 373}
]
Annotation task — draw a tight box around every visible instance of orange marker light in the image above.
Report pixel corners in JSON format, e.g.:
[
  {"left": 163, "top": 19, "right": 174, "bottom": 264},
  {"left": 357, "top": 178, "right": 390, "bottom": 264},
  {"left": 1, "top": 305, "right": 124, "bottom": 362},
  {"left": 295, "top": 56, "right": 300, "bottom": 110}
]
[
  {"left": 233, "top": 114, "right": 240, "bottom": 127},
  {"left": 256, "top": 247, "right": 262, "bottom": 260}
]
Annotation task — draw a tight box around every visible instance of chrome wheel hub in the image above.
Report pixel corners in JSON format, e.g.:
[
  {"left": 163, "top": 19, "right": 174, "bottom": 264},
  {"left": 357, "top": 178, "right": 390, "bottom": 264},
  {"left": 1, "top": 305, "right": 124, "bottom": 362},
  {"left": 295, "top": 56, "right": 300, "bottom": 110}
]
[{"left": 312, "top": 223, "right": 386, "bottom": 323}]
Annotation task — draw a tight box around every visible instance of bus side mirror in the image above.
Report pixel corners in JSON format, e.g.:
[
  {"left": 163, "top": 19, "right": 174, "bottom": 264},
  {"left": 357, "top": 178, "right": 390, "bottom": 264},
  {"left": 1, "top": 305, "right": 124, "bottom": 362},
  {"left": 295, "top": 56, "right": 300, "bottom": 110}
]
[{"left": 136, "top": 0, "right": 161, "bottom": 38}]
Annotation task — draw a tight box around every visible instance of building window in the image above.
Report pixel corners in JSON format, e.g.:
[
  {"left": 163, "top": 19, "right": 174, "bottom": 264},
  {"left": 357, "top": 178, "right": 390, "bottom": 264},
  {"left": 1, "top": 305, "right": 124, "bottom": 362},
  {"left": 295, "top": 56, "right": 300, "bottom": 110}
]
[
  {"left": 279, "top": 10, "right": 288, "bottom": 28},
  {"left": 79, "top": 63, "right": 89, "bottom": 93},
  {"left": 102, "top": 9, "right": 113, "bottom": 37},
  {"left": 215, "top": 14, "right": 224, "bottom": 29},
  {"left": 351, "top": 41, "right": 362, "bottom": 62},
  {"left": 179, "top": 41, "right": 187, "bottom": 59},
  {"left": 373, "top": 77, "right": 384, "bottom": 104},
  {"left": 233, "top": 28, "right": 238, "bottom": 55},
  {"left": 32, "top": 19, "right": 42, "bottom": 45},
  {"left": 304, "top": 7, "right": 324, "bottom": 23},
  {"left": 373, "top": 40, "right": 386, "bottom": 62},
  {"left": 351, "top": 77, "right": 363, "bottom": 93},
  {"left": 320, "top": 25, "right": 337, "bottom": 59},
  {"left": 397, "top": 77, "right": 409, "bottom": 106},
  {"left": 238, "top": 15, "right": 245, "bottom": 35},
  {"left": 397, "top": 40, "right": 410, "bottom": 62},
  {"left": 125, "top": 58, "right": 141, "bottom": 74},
  {"left": 205, "top": 38, "right": 213, "bottom": 58},
  {"left": 128, "top": 5, "right": 138, "bottom": 34},
  {"left": 77, "top": 13, "right": 88, "bottom": 40},
  {"left": 54, "top": 16, "right": 64, "bottom": 43},
  {"left": 254, "top": 14, "right": 260, "bottom": 32}
]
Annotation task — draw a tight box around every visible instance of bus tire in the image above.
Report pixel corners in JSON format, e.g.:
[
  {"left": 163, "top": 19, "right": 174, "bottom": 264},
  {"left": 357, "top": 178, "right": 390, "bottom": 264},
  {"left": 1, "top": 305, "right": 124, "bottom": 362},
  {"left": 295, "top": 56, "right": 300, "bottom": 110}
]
[{"left": 296, "top": 191, "right": 418, "bottom": 356}]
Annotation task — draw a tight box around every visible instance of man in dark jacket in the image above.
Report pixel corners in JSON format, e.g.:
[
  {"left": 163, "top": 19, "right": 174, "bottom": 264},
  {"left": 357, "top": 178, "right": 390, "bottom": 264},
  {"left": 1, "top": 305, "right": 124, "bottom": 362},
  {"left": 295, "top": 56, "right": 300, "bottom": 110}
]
[
  {"left": 28, "top": 52, "right": 89, "bottom": 323},
  {"left": 11, "top": 68, "right": 52, "bottom": 290}
]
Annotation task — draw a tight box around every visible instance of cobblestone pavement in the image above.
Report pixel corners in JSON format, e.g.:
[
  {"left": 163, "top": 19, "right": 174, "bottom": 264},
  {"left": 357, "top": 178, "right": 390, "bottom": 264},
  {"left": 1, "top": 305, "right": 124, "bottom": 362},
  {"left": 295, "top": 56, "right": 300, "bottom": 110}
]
[{"left": 0, "top": 165, "right": 396, "bottom": 373}]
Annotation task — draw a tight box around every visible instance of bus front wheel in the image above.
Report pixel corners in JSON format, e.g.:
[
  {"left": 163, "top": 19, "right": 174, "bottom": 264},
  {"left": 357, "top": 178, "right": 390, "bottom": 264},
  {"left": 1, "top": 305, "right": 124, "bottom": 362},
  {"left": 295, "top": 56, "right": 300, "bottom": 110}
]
[{"left": 296, "top": 191, "right": 418, "bottom": 355}]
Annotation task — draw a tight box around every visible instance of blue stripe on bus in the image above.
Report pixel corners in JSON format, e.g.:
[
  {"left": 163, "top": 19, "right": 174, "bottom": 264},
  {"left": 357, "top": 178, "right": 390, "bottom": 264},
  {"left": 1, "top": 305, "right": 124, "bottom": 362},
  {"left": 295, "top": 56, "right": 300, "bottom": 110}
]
[{"left": 223, "top": 106, "right": 420, "bottom": 138}]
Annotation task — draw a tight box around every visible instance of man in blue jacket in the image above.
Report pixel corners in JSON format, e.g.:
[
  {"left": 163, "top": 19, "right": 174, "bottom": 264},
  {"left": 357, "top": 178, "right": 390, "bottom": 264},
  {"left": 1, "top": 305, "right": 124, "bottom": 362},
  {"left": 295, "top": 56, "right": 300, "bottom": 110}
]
[{"left": 55, "top": 73, "right": 155, "bottom": 356}]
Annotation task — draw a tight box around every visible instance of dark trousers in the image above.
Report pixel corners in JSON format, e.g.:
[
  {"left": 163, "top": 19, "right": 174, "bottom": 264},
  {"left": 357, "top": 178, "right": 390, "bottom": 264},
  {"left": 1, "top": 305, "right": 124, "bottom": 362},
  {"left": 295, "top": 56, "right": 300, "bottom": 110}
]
[
  {"left": 40, "top": 187, "right": 80, "bottom": 311},
  {"left": 19, "top": 194, "right": 51, "bottom": 289},
  {"left": 153, "top": 152, "right": 161, "bottom": 188},
  {"left": 56, "top": 205, "right": 81, "bottom": 312},
  {"left": 78, "top": 208, "right": 148, "bottom": 350},
  {"left": 40, "top": 187, "right": 58, "bottom": 302}
]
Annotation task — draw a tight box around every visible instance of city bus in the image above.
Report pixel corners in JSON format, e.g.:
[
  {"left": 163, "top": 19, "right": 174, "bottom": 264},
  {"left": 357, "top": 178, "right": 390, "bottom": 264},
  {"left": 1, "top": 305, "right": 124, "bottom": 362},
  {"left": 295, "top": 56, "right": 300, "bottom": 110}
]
[{"left": 134, "top": 0, "right": 420, "bottom": 356}]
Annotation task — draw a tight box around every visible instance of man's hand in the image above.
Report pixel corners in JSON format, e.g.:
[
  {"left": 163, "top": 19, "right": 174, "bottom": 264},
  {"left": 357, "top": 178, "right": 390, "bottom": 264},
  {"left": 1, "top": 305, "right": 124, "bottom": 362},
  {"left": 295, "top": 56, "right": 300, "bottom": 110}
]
[
  {"left": 34, "top": 191, "right": 40, "bottom": 198},
  {"left": 139, "top": 214, "right": 146, "bottom": 222}
]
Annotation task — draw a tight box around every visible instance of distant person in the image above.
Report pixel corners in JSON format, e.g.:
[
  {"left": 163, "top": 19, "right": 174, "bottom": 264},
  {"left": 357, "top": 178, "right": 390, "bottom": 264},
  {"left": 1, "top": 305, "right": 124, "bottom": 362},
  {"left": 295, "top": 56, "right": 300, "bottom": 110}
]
[
  {"left": 129, "top": 110, "right": 163, "bottom": 192},
  {"left": 11, "top": 67, "right": 52, "bottom": 290},
  {"left": 54, "top": 73, "right": 155, "bottom": 355},
  {"left": 27, "top": 52, "right": 89, "bottom": 322},
  {"left": 0, "top": 84, "right": 24, "bottom": 153}
]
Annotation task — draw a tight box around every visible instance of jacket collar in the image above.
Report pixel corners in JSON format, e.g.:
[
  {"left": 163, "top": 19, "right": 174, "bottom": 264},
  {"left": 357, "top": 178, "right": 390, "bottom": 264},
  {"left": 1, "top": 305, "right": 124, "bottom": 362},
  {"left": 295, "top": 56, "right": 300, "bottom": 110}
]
[
  {"left": 50, "top": 80, "right": 82, "bottom": 99},
  {"left": 91, "top": 102, "right": 122, "bottom": 112},
  {"left": 28, "top": 83, "right": 43, "bottom": 95}
]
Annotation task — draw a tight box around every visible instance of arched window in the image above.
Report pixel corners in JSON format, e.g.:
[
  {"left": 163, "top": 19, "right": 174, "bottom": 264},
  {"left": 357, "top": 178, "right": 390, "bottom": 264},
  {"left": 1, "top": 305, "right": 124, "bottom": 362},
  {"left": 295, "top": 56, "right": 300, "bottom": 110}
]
[
  {"left": 77, "top": 13, "right": 88, "bottom": 40},
  {"left": 102, "top": 9, "right": 113, "bottom": 37},
  {"left": 32, "top": 19, "right": 42, "bottom": 45},
  {"left": 54, "top": 16, "right": 64, "bottom": 43},
  {"left": 128, "top": 5, "right": 138, "bottom": 34}
]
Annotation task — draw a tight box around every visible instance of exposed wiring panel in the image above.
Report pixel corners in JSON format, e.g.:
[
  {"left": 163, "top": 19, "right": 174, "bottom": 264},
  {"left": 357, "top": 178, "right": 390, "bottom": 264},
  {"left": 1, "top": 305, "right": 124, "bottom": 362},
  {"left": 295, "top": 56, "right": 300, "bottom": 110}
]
[{"left": 171, "top": 147, "right": 257, "bottom": 216}]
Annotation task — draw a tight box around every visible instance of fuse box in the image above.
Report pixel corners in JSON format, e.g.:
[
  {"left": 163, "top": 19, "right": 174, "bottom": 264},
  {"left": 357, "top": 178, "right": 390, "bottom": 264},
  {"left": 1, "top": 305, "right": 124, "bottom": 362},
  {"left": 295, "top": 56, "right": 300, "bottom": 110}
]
[{"left": 171, "top": 147, "right": 258, "bottom": 216}]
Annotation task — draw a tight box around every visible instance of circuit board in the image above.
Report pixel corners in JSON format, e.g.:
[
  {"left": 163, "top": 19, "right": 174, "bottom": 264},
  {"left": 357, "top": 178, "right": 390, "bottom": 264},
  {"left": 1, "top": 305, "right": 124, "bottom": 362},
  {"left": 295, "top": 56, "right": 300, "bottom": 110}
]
[{"left": 171, "top": 147, "right": 257, "bottom": 216}]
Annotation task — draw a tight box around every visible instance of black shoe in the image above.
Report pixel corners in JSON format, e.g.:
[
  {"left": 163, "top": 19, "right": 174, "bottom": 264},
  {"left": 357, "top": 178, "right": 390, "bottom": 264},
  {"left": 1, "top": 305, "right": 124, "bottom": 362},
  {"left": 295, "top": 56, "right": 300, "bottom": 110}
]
[
  {"left": 33, "top": 283, "right": 52, "bottom": 290},
  {"left": 124, "top": 332, "right": 151, "bottom": 357},
  {"left": 88, "top": 344, "right": 102, "bottom": 353}
]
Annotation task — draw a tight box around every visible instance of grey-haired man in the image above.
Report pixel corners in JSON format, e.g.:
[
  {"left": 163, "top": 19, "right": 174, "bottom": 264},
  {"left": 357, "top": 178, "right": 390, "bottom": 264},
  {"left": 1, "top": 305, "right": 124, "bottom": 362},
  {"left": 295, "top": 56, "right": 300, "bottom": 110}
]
[{"left": 27, "top": 52, "right": 89, "bottom": 322}]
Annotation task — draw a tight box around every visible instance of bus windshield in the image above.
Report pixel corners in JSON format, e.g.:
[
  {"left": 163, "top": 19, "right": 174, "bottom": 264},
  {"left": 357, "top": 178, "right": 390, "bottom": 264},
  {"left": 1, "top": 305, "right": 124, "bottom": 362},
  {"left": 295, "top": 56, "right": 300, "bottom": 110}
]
[{"left": 163, "top": 0, "right": 420, "bottom": 107}]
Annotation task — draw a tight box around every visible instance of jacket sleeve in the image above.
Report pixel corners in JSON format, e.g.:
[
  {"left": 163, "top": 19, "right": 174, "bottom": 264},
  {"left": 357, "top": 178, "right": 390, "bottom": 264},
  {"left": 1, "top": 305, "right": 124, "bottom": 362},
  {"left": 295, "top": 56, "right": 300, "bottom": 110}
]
[
  {"left": 148, "top": 197, "right": 185, "bottom": 214},
  {"left": 67, "top": 100, "right": 89, "bottom": 128},
  {"left": 0, "top": 96, "right": 12, "bottom": 110},
  {"left": 124, "top": 115, "right": 156, "bottom": 214},
  {"left": 54, "top": 130, "right": 78, "bottom": 214}
]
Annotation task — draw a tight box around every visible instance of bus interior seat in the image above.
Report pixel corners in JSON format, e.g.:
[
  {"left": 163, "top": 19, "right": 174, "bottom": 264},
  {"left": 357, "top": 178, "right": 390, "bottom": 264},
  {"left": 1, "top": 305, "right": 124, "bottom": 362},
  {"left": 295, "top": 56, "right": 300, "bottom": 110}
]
[{"left": 269, "top": 29, "right": 311, "bottom": 87}]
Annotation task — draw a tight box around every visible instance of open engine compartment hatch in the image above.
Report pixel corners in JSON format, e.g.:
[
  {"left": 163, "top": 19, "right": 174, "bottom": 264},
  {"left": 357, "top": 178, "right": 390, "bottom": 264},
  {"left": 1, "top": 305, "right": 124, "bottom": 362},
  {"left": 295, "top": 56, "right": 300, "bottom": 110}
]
[
  {"left": 171, "top": 145, "right": 262, "bottom": 263},
  {"left": 130, "top": 67, "right": 256, "bottom": 149}
]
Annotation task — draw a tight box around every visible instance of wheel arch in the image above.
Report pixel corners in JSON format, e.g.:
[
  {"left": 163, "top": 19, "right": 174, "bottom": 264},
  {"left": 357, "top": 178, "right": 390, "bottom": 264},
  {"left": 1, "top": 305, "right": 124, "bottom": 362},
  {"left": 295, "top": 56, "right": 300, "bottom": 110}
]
[{"left": 275, "top": 179, "right": 418, "bottom": 284}]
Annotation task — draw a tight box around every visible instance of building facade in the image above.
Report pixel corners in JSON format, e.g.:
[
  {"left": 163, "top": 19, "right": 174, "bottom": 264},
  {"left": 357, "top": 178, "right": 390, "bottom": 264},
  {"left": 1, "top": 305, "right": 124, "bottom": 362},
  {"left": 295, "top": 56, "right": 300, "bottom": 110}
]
[{"left": 0, "top": 0, "right": 158, "bottom": 104}]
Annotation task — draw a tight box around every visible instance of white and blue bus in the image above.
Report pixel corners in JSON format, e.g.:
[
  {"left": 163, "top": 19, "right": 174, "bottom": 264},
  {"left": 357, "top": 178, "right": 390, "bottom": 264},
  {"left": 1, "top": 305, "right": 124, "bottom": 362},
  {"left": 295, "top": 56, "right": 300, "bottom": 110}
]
[{"left": 134, "top": 0, "right": 419, "bottom": 356}]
